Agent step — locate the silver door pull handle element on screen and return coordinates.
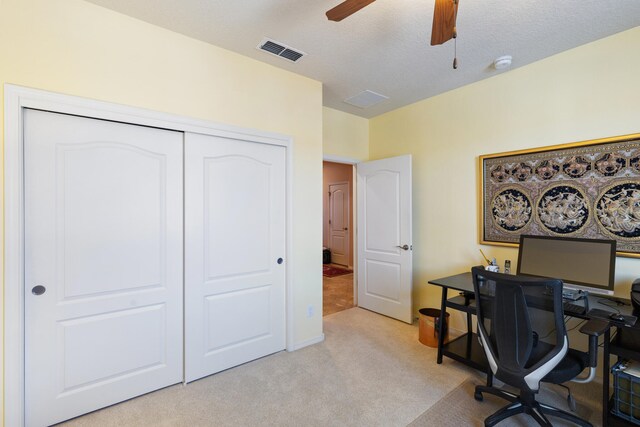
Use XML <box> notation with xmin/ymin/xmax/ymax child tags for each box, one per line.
<box><xmin>396</xmin><ymin>245</ymin><xmax>409</xmax><ymax>251</ymax></box>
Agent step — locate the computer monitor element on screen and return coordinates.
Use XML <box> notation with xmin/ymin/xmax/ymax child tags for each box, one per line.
<box><xmin>516</xmin><ymin>235</ymin><xmax>616</xmax><ymax>296</ymax></box>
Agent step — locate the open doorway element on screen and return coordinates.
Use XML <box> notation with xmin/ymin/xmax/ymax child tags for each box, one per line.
<box><xmin>323</xmin><ymin>161</ymin><xmax>355</xmax><ymax>316</ymax></box>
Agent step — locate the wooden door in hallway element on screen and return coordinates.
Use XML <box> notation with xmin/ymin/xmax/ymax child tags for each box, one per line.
<box><xmin>328</xmin><ymin>182</ymin><xmax>351</xmax><ymax>266</ymax></box>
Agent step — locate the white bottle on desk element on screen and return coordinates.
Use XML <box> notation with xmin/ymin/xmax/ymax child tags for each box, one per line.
<box><xmin>485</xmin><ymin>258</ymin><xmax>499</xmax><ymax>272</ymax></box>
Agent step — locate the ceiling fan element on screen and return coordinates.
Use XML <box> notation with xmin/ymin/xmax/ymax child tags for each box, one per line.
<box><xmin>326</xmin><ymin>0</ymin><xmax>459</xmax><ymax>46</ymax></box>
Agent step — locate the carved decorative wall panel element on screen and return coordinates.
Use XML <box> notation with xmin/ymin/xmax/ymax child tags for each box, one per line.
<box><xmin>479</xmin><ymin>133</ymin><xmax>640</xmax><ymax>257</ymax></box>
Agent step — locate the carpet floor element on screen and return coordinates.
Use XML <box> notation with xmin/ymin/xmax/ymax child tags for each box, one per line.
<box><xmin>59</xmin><ymin>307</ymin><xmax>603</xmax><ymax>426</ymax></box>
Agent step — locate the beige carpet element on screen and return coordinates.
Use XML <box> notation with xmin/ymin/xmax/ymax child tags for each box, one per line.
<box><xmin>59</xmin><ymin>307</ymin><xmax>602</xmax><ymax>426</ymax></box>
<box><xmin>61</xmin><ymin>308</ymin><xmax>472</xmax><ymax>426</ymax></box>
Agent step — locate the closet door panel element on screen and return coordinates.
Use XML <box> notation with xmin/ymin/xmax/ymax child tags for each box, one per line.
<box><xmin>24</xmin><ymin>109</ymin><xmax>183</xmax><ymax>427</ymax></box>
<box><xmin>185</xmin><ymin>133</ymin><xmax>286</xmax><ymax>382</ymax></box>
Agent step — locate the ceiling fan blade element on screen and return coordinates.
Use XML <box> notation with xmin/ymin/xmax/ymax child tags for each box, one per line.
<box><xmin>431</xmin><ymin>0</ymin><xmax>457</xmax><ymax>46</ymax></box>
<box><xmin>326</xmin><ymin>0</ymin><xmax>376</xmax><ymax>22</ymax></box>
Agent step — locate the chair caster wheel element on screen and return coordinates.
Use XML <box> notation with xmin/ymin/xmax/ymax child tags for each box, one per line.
<box><xmin>474</xmin><ymin>391</ymin><xmax>483</xmax><ymax>401</ymax></box>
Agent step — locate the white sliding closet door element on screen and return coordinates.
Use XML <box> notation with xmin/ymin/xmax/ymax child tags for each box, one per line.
<box><xmin>24</xmin><ymin>109</ymin><xmax>184</xmax><ymax>427</ymax></box>
<box><xmin>185</xmin><ymin>133</ymin><xmax>286</xmax><ymax>382</ymax></box>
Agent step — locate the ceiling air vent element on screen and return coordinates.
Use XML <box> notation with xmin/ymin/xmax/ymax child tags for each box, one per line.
<box><xmin>343</xmin><ymin>90</ymin><xmax>389</xmax><ymax>109</ymax></box>
<box><xmin>257</xmin><ymin>38</ymin><xmax>306</xmax><ymax>63</ymax></box>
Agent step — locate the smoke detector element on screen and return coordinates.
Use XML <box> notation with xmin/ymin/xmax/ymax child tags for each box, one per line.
<box><xmin>493</xmin><ymin>55</ymin><xmax>512</xmax><ymax>70</ymax></box>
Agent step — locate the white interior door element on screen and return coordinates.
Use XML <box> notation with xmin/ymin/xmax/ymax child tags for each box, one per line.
<box><xmin>328</xmin><ymin>182</ymin><xmax>350</xmax><ymax>266</ymax></box>
<box><xmin>357</xmin><ymin>155</ymin><xmax>413</xmax><ymax>323</ymax></box>
<box><xmin>24</xmin><ymin>109</ymin><xmax>184</xmax><ymax>426</ymax></box>
<box><xmin>185</xmin><ymin>133</ymin><xmax>286</xmax><ymax>382</ymax></box>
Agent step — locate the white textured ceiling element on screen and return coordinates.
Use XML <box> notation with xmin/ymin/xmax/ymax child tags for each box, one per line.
<box><xmin>84</xmin><ymin>0</ymin><xmax>640</xmax><ymax>118</ymax></box>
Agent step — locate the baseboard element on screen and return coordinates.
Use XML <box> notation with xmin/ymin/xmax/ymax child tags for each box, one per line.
<box><xmin>288</xmin><ymin>333</ymin><xmax>325</xmax><ymax>351</ymax></box>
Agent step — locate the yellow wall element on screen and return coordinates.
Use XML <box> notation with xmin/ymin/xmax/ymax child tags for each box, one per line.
<box><xmin>0</xmin><ymin>0</ymin><xmax>323</xmax><ymax>413</ymax></box>
<box><xmin>322</xmin><ymin>107</ymin><xmax>369</xmax><ymax>161</ymax></box>
<box><xmin>370</xmin><ymin>27</ymin><xmax>640</xmax><ymax>318</ymax></box>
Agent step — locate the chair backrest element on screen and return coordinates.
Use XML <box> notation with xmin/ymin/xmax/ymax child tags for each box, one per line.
<box><xmin>471</xmin><ymin>266</ymin><xmax>569</xmax><ymax>392</ymax></box>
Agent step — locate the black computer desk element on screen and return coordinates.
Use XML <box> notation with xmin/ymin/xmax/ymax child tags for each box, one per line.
<box><xmin>428</xmin><ymin>272</ymin><xmax>640</xmax><ymax>427</ymax></box>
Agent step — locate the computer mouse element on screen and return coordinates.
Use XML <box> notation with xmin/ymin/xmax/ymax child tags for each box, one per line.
<box><xmin>609</xmin><ymin>313</ymin><xmax>625</xmax><ymax>322</ymax></box>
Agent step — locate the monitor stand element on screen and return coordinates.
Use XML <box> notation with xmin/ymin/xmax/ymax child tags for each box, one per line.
<box><xmin>562</xmin><ymin>288</ymin><xmax>582</xmax><ymax>301</ymax></box>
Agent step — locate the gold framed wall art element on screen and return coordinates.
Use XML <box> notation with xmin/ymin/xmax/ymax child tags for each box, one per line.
<box><xmin>479</xmin><ymin>133</ymin><xmax>640</xmax><ymax>257</ymax></box>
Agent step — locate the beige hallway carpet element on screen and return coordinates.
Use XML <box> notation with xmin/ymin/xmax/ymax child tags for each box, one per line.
<box><xmin>61</xmin><ymin>307</ymin><xmax>473</xmax><ymax>426</ymax></box>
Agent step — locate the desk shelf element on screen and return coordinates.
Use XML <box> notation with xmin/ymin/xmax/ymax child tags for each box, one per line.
<box><xmin>440</xmin><ymin>294</ymin><xmax>484</xmax><ymax>371</ymax></box>
<box><xmin>610</xmin><ymin>343</ymin><xmax>640</xmax><ymax>362</ymax></box>
<box><xmin>442</xmin><ymin>332</ymin><xmax>488</xmax><ymax>372</ymax></box>
<box><xmin>445</xmin><ymin>295</ymin><xmax>477</xmax><ymax>314</ymax></box>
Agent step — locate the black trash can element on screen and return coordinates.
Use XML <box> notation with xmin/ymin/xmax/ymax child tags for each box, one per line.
<box><xmin>418</xmin><ymin>308</ymin><xmax>449</xmax><ymax>347</ymax></box>
<box><xmin>323</xmin><ymin>248</ymin><xmax>331</xmax><ymax>264</ymax></box>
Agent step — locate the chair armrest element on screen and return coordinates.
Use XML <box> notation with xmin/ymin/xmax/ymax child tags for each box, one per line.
<box><xmin>579</xmin><ymin>318</ymin><xmax>609</xmax><ymax>337</ymax></box>
<box><xmin>579</xmin><ymin>318</ymin><xmax>610</xmax><ymax>367</ymax></box>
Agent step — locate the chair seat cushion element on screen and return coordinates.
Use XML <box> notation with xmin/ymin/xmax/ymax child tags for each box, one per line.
<box><xmin>541</xmin><ymin>348</ymin><xmax>589</xmax><ymax>384</ymax></box>
<box><xmin>525</xmin><ymin>340</ymin><xmax>590</xmax><ymax>385</ymax></box>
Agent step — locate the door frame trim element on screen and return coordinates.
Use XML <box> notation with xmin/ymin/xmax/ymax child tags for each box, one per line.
<box><xmin>323</xmin><ymin>156</ymin><xmax>358</xmax><ymax>304</ymax></box>
<box><xmin>3</xmin><ymin>84</ymin><xmax>295</xmax><ymax>426</ymax></box>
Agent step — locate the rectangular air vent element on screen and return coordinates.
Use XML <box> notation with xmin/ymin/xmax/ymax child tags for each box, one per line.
<box><xmin>257</xmin><ymin>38</ymin><xmax>306</xmax><ymax>63</ymax></box>
<box><xmin>343</xmin><ymin>90</ymin><xmax>389</xmax><ymax>109</ymax></box>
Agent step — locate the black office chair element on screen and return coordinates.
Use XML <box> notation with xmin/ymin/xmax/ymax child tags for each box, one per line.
<box><xmin>471</xmin><ymin>266</ymin><xmax>608</xmax><ymax>427</ymax></box>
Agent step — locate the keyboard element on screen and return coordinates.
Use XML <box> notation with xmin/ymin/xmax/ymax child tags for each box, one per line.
<box><xmin>563</xmin><ymin>301</ymin><xmax>586</xmax><ymax>316</ymax></box>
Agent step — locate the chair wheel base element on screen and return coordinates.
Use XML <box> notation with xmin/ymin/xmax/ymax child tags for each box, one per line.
<box><xmin>474</xmin><ymin>391</ymin><xmax>484</xmax><ymax>401</ymax></box>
